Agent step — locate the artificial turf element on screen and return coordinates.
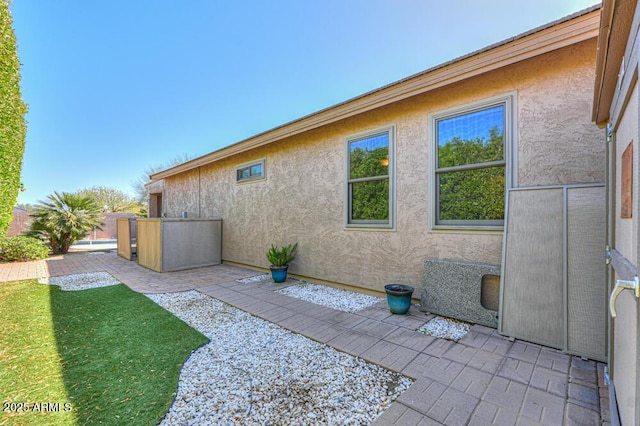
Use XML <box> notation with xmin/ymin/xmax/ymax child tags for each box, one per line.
<box><xmin>0</xmin><ymin>280</ymin><xmax>208</xmax><ymax>425</ymax></box>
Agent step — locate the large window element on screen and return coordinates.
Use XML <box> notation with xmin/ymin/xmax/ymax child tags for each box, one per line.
<box><xmin>431</xmin><ymin>94</ymin><xmax>514</xmax><ymax>229</ymax></box>
<box><xmin>345</xmin><ymin>126</ymin><xmax>395</xmax><ymax>229</ymax></box>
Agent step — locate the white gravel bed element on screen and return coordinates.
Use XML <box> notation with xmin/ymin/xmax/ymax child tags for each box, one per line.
<box><xmin>237</xmin><ymin>274</ymin><xmax>383</xmax><ymax>313</ymax></box>
<box><xmin>38</xmin><ymin>272</ymin><xmax>120</xmax><ymax>291</ymax></box>
<box><xmin>277</xmin><ymin>282</ymin><xmax>382</xmax><ymax>313</ymax></box>
<box><xmin>147</xmin><ymin>291</ymin><xmax>412</xmax><ymax>425</ymax></box>
<box><xmin>417</xmin><ymin>316</ymin><xmax>471</xmax><ymax>342</ymax></box>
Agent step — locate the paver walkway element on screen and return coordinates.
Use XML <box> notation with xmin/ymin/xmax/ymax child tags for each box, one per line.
<box><xmin>0</xmin><ymin>252</ymin><xmax>610</xmax><ymax>425</ymax></box>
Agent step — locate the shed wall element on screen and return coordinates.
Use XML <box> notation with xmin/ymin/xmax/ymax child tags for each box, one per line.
<box><xmin>612</xmin><ymin>81</ymin><xmax>639</xmax><ymax>426</ymax></box>
<box><xmin>161</xmin><ymin>39</ymin><xmax>604</xmax><ymax>293</ymax></box>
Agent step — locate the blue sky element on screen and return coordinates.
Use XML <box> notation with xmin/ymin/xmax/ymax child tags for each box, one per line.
<box><xmin>10</xmin><ymin>0</ymin><xmax>599</xmax><ymax>205</ymax></box>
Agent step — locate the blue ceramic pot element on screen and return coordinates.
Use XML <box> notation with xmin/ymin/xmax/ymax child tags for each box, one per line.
<box><xmin>270</xmin><ymin>265</ymin><xmax>288</xmax><ymax>283</ymax></box>
<box><xmin>384</xmin><ymin>284</ymin><xmax>414</xmax><ymax>314</ymax></box>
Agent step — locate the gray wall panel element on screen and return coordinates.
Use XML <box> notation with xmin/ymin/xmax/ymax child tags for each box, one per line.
<box><xmin>501</xmin><ymin>185</ymin><xmax>606</xmax><ymax>360</ymax></box>
<box><xmin>501</xmin><ymin>188</ymin><xmax>565</xmax><ymax>347</ymax></box>
<box><xmin>567</xmin><ymin>186</ymin><xmax>607</xmax><ymax>359</ymax></box>
<box><xmin>163</xmin><ymin>219</ymin><xmax>222</xmax><ymax>271</ymax></box>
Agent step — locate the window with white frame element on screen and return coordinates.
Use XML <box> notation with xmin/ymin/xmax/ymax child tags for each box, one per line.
<box><xmin>431</xmin><ymin>94</ymin><xmax>514</xmax><ymax>229</ymax></box>
<box><xmin>345</xmin><ymin>126</ymin><xmax>395</xmax><ymax>228</ymax></box>
<box><xmin>236</xmin><ymin>159</ymin><xmax>265</xmax><ymax>183</ymax></box>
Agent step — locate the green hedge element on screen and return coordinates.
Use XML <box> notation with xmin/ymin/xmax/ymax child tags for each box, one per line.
<box><xmin>0</xmin><ymin>1</ymin><xmax>27</xmax><ymax>235</ymax></box>
<box><xmin>0</xmin><ymin>236</ymin><xmax>49</xmax><ymax>262</ymax></box>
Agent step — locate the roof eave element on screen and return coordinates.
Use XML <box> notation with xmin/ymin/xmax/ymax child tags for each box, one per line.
<box><xmin>592</xmin><ymin>0</ymin><xmax>637</xmax><ymax>126</ymax></box>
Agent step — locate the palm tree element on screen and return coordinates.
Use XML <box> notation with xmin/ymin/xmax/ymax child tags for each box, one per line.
<box><xmin>26</xmin><ymin>192</ymin><xmax>104</xmax><ymax>254</ymax></box>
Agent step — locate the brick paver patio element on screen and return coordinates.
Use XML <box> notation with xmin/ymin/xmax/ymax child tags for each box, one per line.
<box><xmin>0</xmin><ymin>251</ymin><xmax>611</xmax><ymax>425</ymax></box>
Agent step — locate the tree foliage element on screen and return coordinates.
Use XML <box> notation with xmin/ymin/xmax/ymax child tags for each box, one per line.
<box><xmin>0</xmin><ymin>1</ymin><xmax>27</xmax><ymax>235</ymax></box>
<box><xmin>75</xmin><ymin>185</ymin><xmax>140</xmax><ymax>213</ymax></box>
<box><xmin>437</xmin><ymin>127</ymin><xmax>505</xmax><ymax>221</ymax></box>
<box><xmin>349</xmin><ymin>146</ymin><xmax>389</xmax><ymax>221</ymax></box>
<box><xmin>26</xmin><ymin>192</ymin><xmax>104</xmax><ymax>254</ymax></box>
<box><xmin>131</xmin><ymin>154</ymin><xmax>194</xmax><ymax>203</ymax></box>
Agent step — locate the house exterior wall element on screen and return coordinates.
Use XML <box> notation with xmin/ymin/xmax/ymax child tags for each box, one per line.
<box><xmin>146</xmin><ymin>179</ymin><xmax>166</xmax><ymax>218</ymax></box>
<box><xmin>517</xmin><ymin>41</ymin><xmax>604</xmax><ymax>186</ymax></box>
<box><xmin>159</xmin><ymin>39</ymin><xmax>603</xmax><ymax>293</ymax></box>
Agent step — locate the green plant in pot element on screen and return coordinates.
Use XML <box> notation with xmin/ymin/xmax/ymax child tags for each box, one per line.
<box><xmin>266</xmin><ymin>242</ymin><xmax>298</xmax><ymax>283</ymax></box>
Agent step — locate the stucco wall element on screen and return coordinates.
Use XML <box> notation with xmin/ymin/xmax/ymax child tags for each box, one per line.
<box><xmin>517</xmin><ymin>41</ymin><xmax>604</xmax><ymax>186</ymax></box>
<box><xmin>146</xmin><ymin>179</ymin><xmax>165</xmax><ymax>196</ymax></box>
<box><xmin>159</xmin><ymin>39</ymin><xmax>604</xmax><ymax>294</ymax></box>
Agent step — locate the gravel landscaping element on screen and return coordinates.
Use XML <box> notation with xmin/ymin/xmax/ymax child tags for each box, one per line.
<box><xmin>148</xmin><ymin>291</ymin><xmax>413</xmax><ymax>425</ymax></box>
<box><xmin>38</xmin><ymin>271</ymin><xmax>120</xmax><ymax>291</ymax></box>
<box><xmin>417</xmin><ymin>315</ymin><xmax>471</xmax><ymax>342</ymax></box>
<box><xmin>277</xmin><ymin>281</ymin><xmax>382</xmax><ymax>313</ymax></box>
<box><xmin>237</xmin><ymin>274</ymin><xmax>383</xmax><ymax>313</ymax></box>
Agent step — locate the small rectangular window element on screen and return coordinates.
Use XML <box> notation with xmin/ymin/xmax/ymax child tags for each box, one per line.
<box><xmin>236</xmin><ymin>159</ymin><xmax>265</xmax><ymax>183</ymax></box>
<box><xmin>345</xmin><ymin>126</ymin><xmax>395</xmax><ymax>229</ymax></box>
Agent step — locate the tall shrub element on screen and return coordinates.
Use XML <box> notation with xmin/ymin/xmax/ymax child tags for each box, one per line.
<box><xmin>0</xmin><ymin>235</ymin><xmax>48</xmax><ymax>261</ymax></box>
<box><xmin>26</xmin><ymin>192</ymin><xmax>104</xmax><ymax>254</ymax></box>
<box><xmin>0</xmin><ymin>0</ymin><xmax>27</xmax><ymax>235</ymax></box>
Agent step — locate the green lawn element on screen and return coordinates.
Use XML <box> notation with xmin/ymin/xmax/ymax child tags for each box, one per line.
<box><xmin>0</xmin><ymin>280</ymin><xmax>208</xmax><ymax>425</ymax></box>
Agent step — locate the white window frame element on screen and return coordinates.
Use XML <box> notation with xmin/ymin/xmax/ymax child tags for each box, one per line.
<box><xmin>236</xmin><ymin>158</ymin><xmax>266</xmax><ymax>184</ymax></box>
<box><xmin>429</xmin><ymin>92</ymin><xmax>517</xmax><ymax>232</ymax></box>
<box><xmin>344</xmin><ymin>124</ymin><xmax>396</xmax><ymax>230</ymax></box>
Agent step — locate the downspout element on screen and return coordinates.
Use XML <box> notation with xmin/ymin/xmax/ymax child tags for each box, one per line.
<box><xmin>198</xmin><ymin>167</ymin><xmax>202</xmax><ymax>218</ymax></box>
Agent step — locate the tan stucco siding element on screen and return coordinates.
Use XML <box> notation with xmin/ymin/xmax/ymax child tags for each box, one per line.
<box><xmin>164</xmin><ymin>170</ymin><xmax>199</xmax><ymax>217</ymax></box>
<box><xmin>518</xmin><ymin>40</ymin><xmax>604</xmax><ymax>186</ymax></box>
<box><xmin>158</xmin><ymin>39</ymin><xmax>603</xmax><ymax>293</ymax></box>
<box><xmin>146</xmin><ymin>179</ymin><xmax>165</xmax><ymax>196</ymax></box>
